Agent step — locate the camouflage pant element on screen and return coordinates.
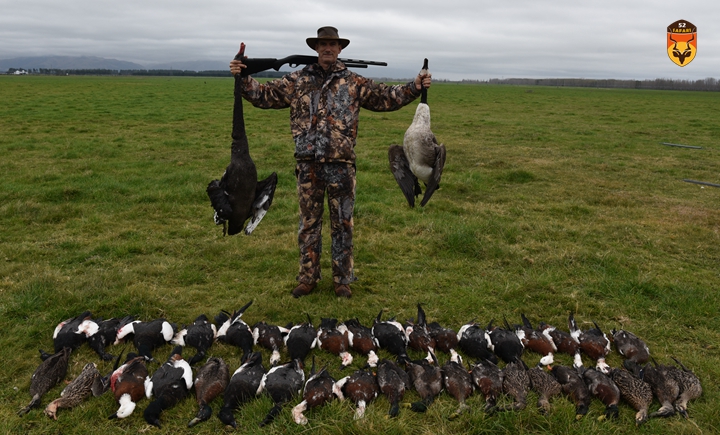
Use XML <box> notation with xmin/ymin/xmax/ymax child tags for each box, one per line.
<box><xmin>296</xmin><ymin>162</ymin><xmax>357</xmax><ymax>286</ymax></box>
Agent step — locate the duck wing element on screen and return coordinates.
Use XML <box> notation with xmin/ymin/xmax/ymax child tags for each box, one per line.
<box><xmin>388</xmin><ymin>144</ymin><xmax>420</xmax><ymax>207</ymax></box>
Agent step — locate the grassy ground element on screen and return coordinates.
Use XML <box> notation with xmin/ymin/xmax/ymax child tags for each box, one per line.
<box><xmin>1</xmin><ymin>75</ymin><xmax>719</xmax><ymax>434</ymax></box>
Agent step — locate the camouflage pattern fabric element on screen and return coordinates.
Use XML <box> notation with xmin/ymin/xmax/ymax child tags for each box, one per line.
<box><xmin>296</xmin><ymin>162</ymin><xmax>356</xmax><ymax>285</ymax></box>
<box><xmin>242</xmin><ymin>60</ymin><xmax>421</xmax><ymax>164</ymax></box>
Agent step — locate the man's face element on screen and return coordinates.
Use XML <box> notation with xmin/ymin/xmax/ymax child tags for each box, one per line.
<box><xmin>315</xmin><ymin>40</ymin><xmax>342</xmax><ymax>69</ymax></box>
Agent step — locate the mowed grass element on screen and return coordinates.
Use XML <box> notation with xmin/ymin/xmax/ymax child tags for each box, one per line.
<box><xmin>1</xmin><ymin>75</ymin><xmax>719</xmax><ymax>435</ymax></box>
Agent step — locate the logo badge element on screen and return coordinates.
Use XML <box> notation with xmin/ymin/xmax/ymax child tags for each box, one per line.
<box><xmin>667</xmin><ymin>20</ymin><xmax>697</xmax><ymax>67</ymax></box>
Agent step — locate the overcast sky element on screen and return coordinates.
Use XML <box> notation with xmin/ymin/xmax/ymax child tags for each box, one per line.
<box><xmin>1</xmin><ymin>0</ymin><xmax>717</xmax><ymax>80</ymax></box>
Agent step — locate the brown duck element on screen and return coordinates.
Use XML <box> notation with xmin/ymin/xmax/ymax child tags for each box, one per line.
<box><xmin>527</xmin><ymin>364</ymin><xmax>562</xmax><ymax>415</ymax></box>
<box><xmin>442</xmin><ymin>350</ymin><xmax>474</xmax><ymax>420</ymax></box>
<box><xmin>336</xmin><ymin>368</ymin><xmax>379</xmax><ymax>419</ymax></box>
<box><xmin>18</xmin><ymin>347</ymin><xmax>71</xmax><ymax>416</ymax></box>
<box><xmin>551</xmin><ymin>364</ymin><xmax>591</xmax><ymax>419</ymax></box>
<box><xmin>188</xmin><ymin>357</ymin><xmax>230</xmax><ymax>427</ymax></box>
<box><xmin>668</xmin><ymin>356</ymin><xmax>702</xmax><ymax>418</ymax></box>
<box><xmin>292</xmin><ymin>358</ymin><xmax>341</xmax><ymax>425</ymax></box>
<box><xmin>611</xmin><ymin>328</ymin><xmax>650</xmax><ymax>364</ymax></box>
<box><xmin>582</xmin><ymin>366</ymin><xmax>620</xmax><ymax>420</ymax></box>
<box><xmin>44</xmin><ymin>362</ymin><xmax>103</xmax><ymax>420</ymax></box>
<box><xmin>471</xmin><ymin>358</ymin><xmax>503</xmax><ymax>413</ymax></box>
<box><xmin>609</xmin><ymin>367</ymin><xmax>653</xmax><ymax>426</ymax></box>
<box><xmin>498</xmin><ymin>358</ymin><xmax>530</xmax><ymax>412</ymax></box>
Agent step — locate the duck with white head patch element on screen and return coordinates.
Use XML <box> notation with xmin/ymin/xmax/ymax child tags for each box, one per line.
<box><xmin>252</xmin><ymin>321</ymin><xmax>289</xmax><ymax>366</ymax></box>
<box><xmin>115</xmin><ymin>318</ymin><xmax>176</xmax><ymax>362</ymax></box>
<box><xmin>143</xmin><ymin>346</ymin><xmax>193</xmax><ymax>428</ymax></box>
<box><xmin>172</xmin><ymin>314</ymin><xmax>217</xmax><ymax>366</ymax></box>
<box><xmin>442</xmin><ymin>350</ymin><xmax>474</xmax><ymax>420</ymax></box>
<box><xmin>256</xmin><ymin>358</ymin><xmax>305</xmax><ymax>426</ymax></box>
<box><xmin>218</xmin><ymin>351</ymin><xmax>266</xmax><ymax>428</ymax></box>
<box><xmin>214</xmin><ymin>301</ymin><xmax>254</xmax><ymax>363</ymax></box>
<box><xmin>108</xmin><ymin>352</ymin><xmax>148</xmax><ymax>420</ymax></box>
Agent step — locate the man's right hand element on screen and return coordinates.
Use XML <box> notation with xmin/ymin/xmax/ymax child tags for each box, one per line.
<box><xmin>230</xmin><ymin>59</ymin><xmax>246</xmax><ymax>76</ymax></box>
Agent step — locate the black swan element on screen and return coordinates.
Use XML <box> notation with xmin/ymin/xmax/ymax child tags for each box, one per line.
<box><xmin>207</xmin><ymin>42</ymin><xmax>277</xmax><ymax>235</ymax></box>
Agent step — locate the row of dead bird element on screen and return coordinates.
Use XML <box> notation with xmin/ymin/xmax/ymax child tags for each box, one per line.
<box><xmin>18</xmin><ymin>303</ymin><xmax>701</xmax><ymax>428</ymax></box>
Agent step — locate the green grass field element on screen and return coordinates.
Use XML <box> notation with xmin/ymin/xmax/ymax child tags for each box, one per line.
<box><xmin>1</xmin><ymin>75</ymin><xmax>719</xmax><ymax>434</ymax></box>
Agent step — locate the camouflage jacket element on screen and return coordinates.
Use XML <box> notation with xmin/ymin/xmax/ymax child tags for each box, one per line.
<box><xmin>241</xmin><ymin>60</ymin><xmax>421</xmax><ymax>163</ymax></box>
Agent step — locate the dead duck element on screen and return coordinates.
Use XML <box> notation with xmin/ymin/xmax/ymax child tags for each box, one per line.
<box><xmin>611</xmin><ymin>328</ymin><xmax>650</xmax><ymax>364</ymax></box>
<box><xmin>517</xmin><ymin>314</ymin><xmax>556</xmax><ymax>366</ymax></box>
<box><xmin>284</xmin><ymin>315</ymin><xmax>317</xmax><ymax>364</ymax></box>
<box><xmin>405</xmin><ymin>351</ymin><xmax>443</xmax><ymax>413</ymax></box>
<box><xmin>18</xmin><ymin>347</ymin><xmax>71</xmax><ymax>416</ymax></box>
<box><xmin>143</xmin><ymin>346</ymin><xmax>193</xmax><ymax>428</ymax></box>
<box><xmin>115</xmin><ymin>318</ymin><xmax>177</xmax><ymax>362</ymax></box>
<box><xmin>336</xmin><ymin>368</ymin><xmax>379</xmax><ymax>419</ymax></box>
<box><xmin>550</xmin><ymin>364</ymin><xmax>591</xmax><ymax>420</ymax></box>
<box><xmin>538</xmin><ymin>320</ymin><xmax>583</xmax><ymax>368</ymax></box>
<box><xmin>187</xmin><ymin>357</ymin><xmax>230</xmax><ymax>427</ymax></box>
<box><xmin>252</xmin><ymin>320</ymin><xmax>289</xmax><ymax>366</ymax></box>
<box><xmin>388</xmin><ymin>58</ymin><xmax>446</xmax><ymax>208</ymax></box>
<box><xmin>218</xmin><ymin>351</ymin><xmax>266</xmax><ymax>428</ymax></box>
<box><xmin>291</xmin><ymin>357</ymin><xmax>341</xmax><ymax>425</ymax></box>
<box><xmin>498</xmin><ymin>358</ymin><xmax>530</xmax><ymax>412</ymax></box>
<box><xmin>626</xmin><ymin>359</ymin><xmax>678</xmax><ymax>418</ymax></box>
<box><xmin>343</xmin><ymin>318</ymin><xmax>379</xmax><ymax>367</ymax></box>
<box><xmin>582</xmin><ymin>366</ymin><xmax>621</xmax><ymax>420</ymax></box>
<box><xmin>668</xmin><ymin>356</ymin><xmax>702</xmax><ymax>418</ymax></box>
<box><xmin>376</xmin><ymin>358</ymin><xmax>409</xmax><ymax>418</ymax></box>
<box><xmin>471</xmin><ymin>358</ymin><xmax>503</xmax><ymax>413</ymax></box>
<box><xmin>426</xmin><ymin>321</ymin><xmax>458</xmax><ymax>354</ymax></box>
<box><xmin>487</xmin><ymin>318</ymin><xmax>524</xmax><ymax>364</ymax></box>
<box><xmin>216</xmin><ymin>303</ymin><xmax>255</xmax><ymax>363</ymax></box>
<box><xmin>442</xmin><ymin>350</ymin><xmax>474</xmax><ymax>420</ymax></box>
<box><xmin>405</xmin><ymin>304</ymin><xmax>435</xmax><ymax>354</ymax></box>
<box><xmin>44</xmin><ymin>362</ymin><xmax>103</xmax><ymax>420</ymax></box>
<box><xmin>45</xmin><ymin>311</ymin><xmax>97</xmax><ymax>357</ymax></box>
<box><xmin>372</xmin><ymin>310</ymin><xmax>409</xmax><ymax>364</ymax></box>
<box><xmin>256</xmin><ymin>358</ymin><xmax>305</xmax><ymax>426</ymax></box>
<box><xmin>457</xmin><ymin>320</ymin><xmax>497</xmax><ymax>364</ymax></box>
<box><xmin>316</xmin><ymin>317</ymin><xmax>353</xmax><ymax>369</ymax></box>
<box><xmin>609</xmin><ymin>367</ymin><xmax>653</xmax><ymax>426</ymax></box>
<box><xmin>108</xmin><ymin>352</ymin><xmax>148</xmax><ymax>419</ymax></box>
<box><xmin>207</xmin><ymin>42</ymin><xmax>277</xmax><ymax>236</ymax></box>
<box><xmin>527</xmin><ymin>363</ymin><xmax>562</xmax><ymax>415</ymax></box>
<box><xmin>87</xmin><ymin>316</ymin><xmax>135</xmax><ymax>361</ymax></box>
<box><xmin>569</xmin><ymin>313</ymin><xmax>611</xmax><ymax>373</ymax></box>
<box><xmin>173</xmin><ymin>314</ymin><xmax>218</xmax><ymax>366</ymax></box>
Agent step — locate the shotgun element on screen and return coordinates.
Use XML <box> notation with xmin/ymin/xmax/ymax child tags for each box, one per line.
<box><xmin>238</xmin><ymin>54</ymin><xmax>387</xmax><ymax>77</ymax></box>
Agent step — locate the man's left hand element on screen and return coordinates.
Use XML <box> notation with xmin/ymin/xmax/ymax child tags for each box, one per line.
<box><xmin>415</xmin><ymin>72</ymin><xmax>432</xmax><ymax>90</ymax></box>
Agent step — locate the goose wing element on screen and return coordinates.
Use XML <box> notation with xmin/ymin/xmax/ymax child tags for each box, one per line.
<box><xmin>420</xmin><ymin>141</ymin><xmax>445</xmax><ymax>207</ymax></box>
<box><xmin>389</xmin><ymin>144</ymin><xmax>421</xmax><ymax>208</ymax></box>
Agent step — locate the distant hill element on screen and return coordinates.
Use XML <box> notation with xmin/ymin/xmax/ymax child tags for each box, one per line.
<box><xmin>0</xmin><ymin>56</ymin><xmax>231</xmax><ymax>72</ymax></box>
<box><xmin>0</xmin><ymin>55</ymin><xmax>146</xmax><ymax>72</ymax></box>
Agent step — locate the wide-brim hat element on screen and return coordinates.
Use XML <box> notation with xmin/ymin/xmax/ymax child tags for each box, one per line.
<box><xmin>306</xmin><ymin>26</ymin><xmax>350</xmax><ymax>50</ymax></box>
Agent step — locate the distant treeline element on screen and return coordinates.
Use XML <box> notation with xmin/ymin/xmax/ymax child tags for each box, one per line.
<box><xmin>5</xmin><ymin>68</ymin><xmax>720</xmax><ymax>91</ymax></box>
<box><xmin>468</xmin><ymin>77</ymin><xmax>720</xmax><ymax>92</ymax></box>
<box><xmin>4</xmin><ymin>68</ymin><xmax>285</xmax><ymax>78</ymax></box>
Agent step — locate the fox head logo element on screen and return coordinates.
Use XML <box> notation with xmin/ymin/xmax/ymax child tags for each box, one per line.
<box><xmin>667</xmin><ymin>20</ymin><xmax>697</xmax><ymax>67</ymax></box>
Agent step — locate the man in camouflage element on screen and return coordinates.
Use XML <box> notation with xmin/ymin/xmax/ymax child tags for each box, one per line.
<box><xmin>231</xmin><ymin>26</ymin><xmax>432</xmax><ymax>298</ymax></box>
